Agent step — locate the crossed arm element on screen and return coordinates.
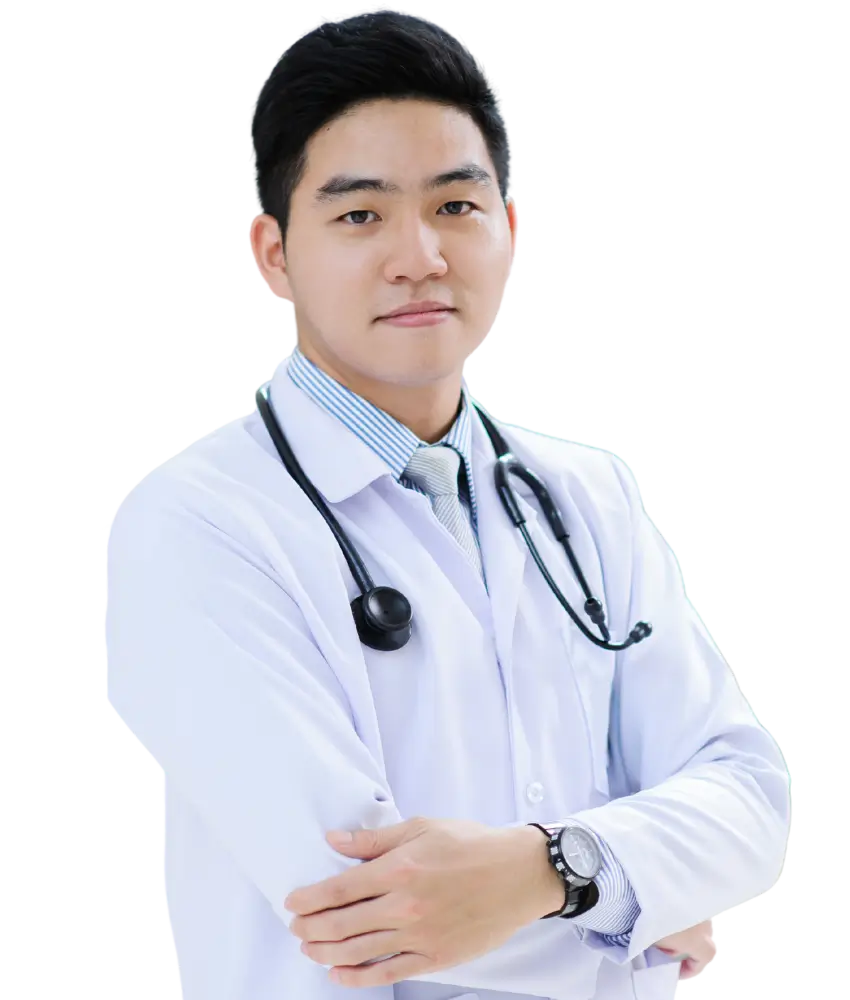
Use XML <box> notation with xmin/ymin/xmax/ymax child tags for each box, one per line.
<box><xmin>283</xmin><ymin>816</ymin><xmax>717</xmax><ymax>987</ymax></box>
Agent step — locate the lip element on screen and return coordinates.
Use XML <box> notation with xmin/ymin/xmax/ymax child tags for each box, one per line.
<box><xmin>379</xmin><ymin>309</ymin><xmax>454</xmax><ymax>327</ymax></box>
<box><xmin>379</xmin><ymin>300</ymin><xmax>455</xmax><ymax>319</ymax></box>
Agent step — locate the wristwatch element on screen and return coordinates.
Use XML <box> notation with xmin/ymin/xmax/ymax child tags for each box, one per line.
<box><xmin>527</xmin><ymin>822</ymin><xmax>602</xmax><ymax>919</ymax></box>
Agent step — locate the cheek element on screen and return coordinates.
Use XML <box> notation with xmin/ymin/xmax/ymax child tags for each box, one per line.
<box><xmin>453</xmin><ymin>221</ymin><xmax>512</xmax><ymax>282</ymax></box>
<box><xmin>457</xmin><ymin>251</ymin><xmax>512</xmax><ymax>314</ymax></box>
<box><xmin>308</xmin><ymin>255</ymin><xmax>370</xmax><ymax>318</ymax></box>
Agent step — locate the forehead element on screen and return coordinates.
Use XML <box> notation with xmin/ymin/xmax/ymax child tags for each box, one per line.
<box><xmin>301</xmin><ymin>99</ymin><xmax>492</xmax><ymax>190</ymax></box>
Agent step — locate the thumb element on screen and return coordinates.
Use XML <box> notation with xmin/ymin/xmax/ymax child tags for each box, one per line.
<box><xmin>326</xmin><ymin>821</ymin><xmax>415</xmax><ymax>858</ymax></box>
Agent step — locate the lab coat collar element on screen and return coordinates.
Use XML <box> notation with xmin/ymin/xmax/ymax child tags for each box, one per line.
<box><xmin>266</xmin><ymin>354</ymin><xmax>394</xmax><ymax>503</ymax></box>
<box><xmin>265</xmin><ymin>350</ymin><xmax>541</xmax><ymax>524</ymax></box>
<box><xmin>284</xmin><ymin>346</ymin><xmax>479</xmax><ymax>524</ymax></box>
<box><xmin>269</xmin><ymin>350</ymin><xmax>484</xmax><ymax>513</ymax></box>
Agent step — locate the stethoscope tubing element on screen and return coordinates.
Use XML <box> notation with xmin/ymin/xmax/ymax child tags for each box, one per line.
<box><xmin>255</xmin><ymin>382</ymin><xmax>652</xmax><ymax>653</ymax></box>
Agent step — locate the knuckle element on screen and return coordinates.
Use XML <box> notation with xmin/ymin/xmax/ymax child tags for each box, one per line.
<box><xmin>395</xmin><ymin>861</ymin><xmax>418</xmax><ymax>885</ymax></box>
<box><xmin>430</xmin><ymin>945</ymin><xmax>449</xmax><ymax>968</ymax></box>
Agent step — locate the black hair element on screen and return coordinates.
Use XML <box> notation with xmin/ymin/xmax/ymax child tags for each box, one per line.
<box><xmin>251</xmin><ymin>9</ymin><xmax>511</xmax><ymax>255</ymax></box>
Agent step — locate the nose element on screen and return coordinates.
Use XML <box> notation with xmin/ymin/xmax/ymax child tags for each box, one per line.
<box><xmin>382</xmin><ymin>218</ymin><xmax>448</xmax><ymax>282</ymax></box>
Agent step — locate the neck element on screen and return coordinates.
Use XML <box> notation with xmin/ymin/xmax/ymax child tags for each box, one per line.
<box><xmin>379</xmin><ymin>385</ymin><xmax>463</xmax><ymax>443</ymax></box>
<box><xmin>297</xmin><ymin>342</ymin><xmax>463</xmax><ymax>444</ymax></box>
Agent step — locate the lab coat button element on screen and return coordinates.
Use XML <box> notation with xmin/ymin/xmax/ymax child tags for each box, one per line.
<box><xmin>526</xmin><ymin>782</ymin><xmax>545</xmax><ymax>804</ymax></box>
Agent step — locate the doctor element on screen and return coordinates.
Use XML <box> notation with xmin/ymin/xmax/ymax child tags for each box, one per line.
<box><xmin>105</xmin><ymin>10</ymin><xmax>790</xmax><ymax>1000</ymax></box>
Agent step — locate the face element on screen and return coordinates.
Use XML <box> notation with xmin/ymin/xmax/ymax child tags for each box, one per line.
<box><xmin>250</xmin><ymin>98</ymin><xmax>517</xmax><ymax>406</ymax></box>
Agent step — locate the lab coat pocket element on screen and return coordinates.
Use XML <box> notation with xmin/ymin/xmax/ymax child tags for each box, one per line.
<box><xmin>561</xmin><ymin>622</ymin><xmax>613</xmax><ymax>802</ymax></box>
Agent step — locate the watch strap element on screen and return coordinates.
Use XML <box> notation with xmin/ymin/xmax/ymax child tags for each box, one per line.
<box><xmin>546</xmin><ymin>877</ymin><xmax>600</xmax><ymax>920</ymax></box>
<box><xmin>528</xmin><ymin>822</ymin><xmax>600</xmax><ymax>919</ymax></box>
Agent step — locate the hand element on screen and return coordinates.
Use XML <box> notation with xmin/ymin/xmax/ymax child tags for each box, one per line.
<box><xmin>283</xmin><ymin>817</ymin><xmax>563</xmax><ymax>988</ymax></box>
<box><xmin>654</xmin><ymin>919</ymin><xmax>716</xmax><ymax>980</ymax></box>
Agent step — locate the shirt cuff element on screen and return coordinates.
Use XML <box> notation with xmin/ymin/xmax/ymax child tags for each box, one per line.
<box><xmin>565</xmin><ymin>817</ymin><xmax>640</xmax><ymax>938</ymax></box>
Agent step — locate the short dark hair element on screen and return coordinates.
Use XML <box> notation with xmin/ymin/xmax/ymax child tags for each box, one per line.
<box><xmin>251</xmin><ymin>9</ymin><xmax>511</xmax><ymax>255</ymax></box>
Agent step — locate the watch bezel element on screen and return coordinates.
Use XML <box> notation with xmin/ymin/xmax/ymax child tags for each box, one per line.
<box><xmin>551</xmin><ymin>824</ymin><xmax>602</xmax><ymax>882</ymax></box>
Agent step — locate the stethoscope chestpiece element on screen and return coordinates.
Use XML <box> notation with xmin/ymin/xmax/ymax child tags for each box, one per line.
<box><xmin>351</xmin><ymin>586</ymin><xmax>413</xmax><ymax>651</ymax></box>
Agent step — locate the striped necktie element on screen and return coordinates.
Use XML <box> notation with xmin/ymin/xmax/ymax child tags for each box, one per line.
<box><xmin>402</xmin><ymin>445</ymin><xmax>484</xmax><ymax>579</ymax></box>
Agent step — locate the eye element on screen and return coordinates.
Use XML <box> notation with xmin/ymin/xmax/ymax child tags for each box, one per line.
<box><xmin>440</xmin><ymin>200</ymin><xmax>476</xmax><ymax>217</ymax></box>
<box><xmin>338</xmin><ymin>209</ymin><xmax>377</xmax><ymax>226</ymax></box>
<box><xmin>337</xmin><ymin>201</ymin><xmax>477</xmax><ymax>226</ymax></box>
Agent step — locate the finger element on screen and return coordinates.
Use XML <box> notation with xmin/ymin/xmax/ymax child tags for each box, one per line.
<box><xmin>285</xmin><ymin>859</ymin><xmax>393</xmax><ymax>916</ymax></box>
<box><xmin>329</xmin><ymin>951</ymin><xmax>433</xmax><ymax>988</ymax></box>
<box><xmin>657</xmin><ymin>947</ymin><xmax>690</xmax><ymax>960</ymax></box>
<box><xmin>661</xmin><ymin>935</ymin><xmax>716</xmax><ymax>970</ymax></box>
<box><xmin>680</xmin><ymin>956</ymin><xmax>704</xmax><ymax>979</ymax></box>
<box><xmin>303</xmin><ymin>928</ymin><xmax>400</xmax><ymax>968</ymax></box>
<box><xmin>295</xmin><ymin>894</ymin><xmax>392</xmax><ymax>944</ymax></box>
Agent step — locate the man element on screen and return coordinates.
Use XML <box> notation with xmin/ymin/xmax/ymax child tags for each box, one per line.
<box><xmin>105</xmin><ymin>10</ymin><xmax>790</xmax><ymax>1000</ymax></box>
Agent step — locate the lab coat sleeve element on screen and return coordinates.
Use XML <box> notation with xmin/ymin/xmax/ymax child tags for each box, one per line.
<box><xmin>567</xmin><ymin>453</ymin><xmax>792</xmax><ymax>965</ymax></box>
<box><xmin>105</xmin><ymin>480</ymin><xmax>398</xmax><ymax>929</ymax></box>
<box><xmin>105</xmin><ymin>479</ymin><xmax>611</xmax><ymax>999</ymax></box>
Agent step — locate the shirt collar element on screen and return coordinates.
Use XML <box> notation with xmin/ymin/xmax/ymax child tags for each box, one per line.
<box><xmin>285</xmin><ymin>345</ymin><xmax>478</xmax><ymax>523</ymax></box>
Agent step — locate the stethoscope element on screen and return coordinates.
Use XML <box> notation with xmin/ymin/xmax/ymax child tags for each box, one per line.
<box><xmin>255</xmin><ymin>382</ymin><xmax>653</xmax><ymax>654</ymax></box>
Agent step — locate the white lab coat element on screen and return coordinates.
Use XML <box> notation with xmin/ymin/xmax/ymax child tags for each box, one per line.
<box><xmin>106</xmin><ymin>357</ymin><xmax>790</xmax><ymax>1000</ymax></box>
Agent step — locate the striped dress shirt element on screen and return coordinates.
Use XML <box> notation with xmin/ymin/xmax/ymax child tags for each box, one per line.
<box><xmin>287</xmin><ymin>345</ymin><xmax>640</xmax><ymax>944</ymax></box>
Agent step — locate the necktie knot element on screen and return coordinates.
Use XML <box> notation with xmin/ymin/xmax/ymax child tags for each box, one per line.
<box><xmin>402</xmin><ymin>445</ymin><xmax>462</xmax><ymax>498</ymax></box>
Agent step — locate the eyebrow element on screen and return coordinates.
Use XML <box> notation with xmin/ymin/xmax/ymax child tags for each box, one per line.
<box><xmin>312</xmin><ymin>162</ymin><xmax>494</xmax><ymax>204</ymax></box>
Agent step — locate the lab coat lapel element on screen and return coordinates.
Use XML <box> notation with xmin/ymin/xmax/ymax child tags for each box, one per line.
<box><xmin>263</xmin><ymin>357</ymin><xmax>394</xmax><ymax>503</ymax></box>
<box><xmin>470</xmin><ymin>406</ymin><xmax>540</xmax><ymax>675</ymax></box>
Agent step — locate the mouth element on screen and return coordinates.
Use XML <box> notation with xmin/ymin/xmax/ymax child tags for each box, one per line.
<box><xmin>377</xmin><ymin>300</ymin><xmax>457</xmax><ymax>319</ymax></box>
<box><xmin>377</xmin><ymin>308</ymin><xmax>457</xmax><ymax>326</ymax></box>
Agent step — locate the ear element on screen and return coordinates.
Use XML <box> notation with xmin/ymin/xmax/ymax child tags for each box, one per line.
<box><xmin>507</xmin><ymin>194</ymin><xmax>519</xmax><ymax>261</ymax></box>
<box><xmin>248</xmin><ymin>212</ymin><xmax>293</xmax><ymax>302</ymax></box>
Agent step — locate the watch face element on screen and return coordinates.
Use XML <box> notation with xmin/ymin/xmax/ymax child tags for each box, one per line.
<box><xmin>559</xmin><ymin>827</ymin><xmax>601</xmax><ymax>879</ymax></box>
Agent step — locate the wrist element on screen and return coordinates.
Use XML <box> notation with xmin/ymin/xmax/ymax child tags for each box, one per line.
<box><xmin>515</xmin><ymin>823</ymin><xmax>566</xmax><ymax>920</ymax></box>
